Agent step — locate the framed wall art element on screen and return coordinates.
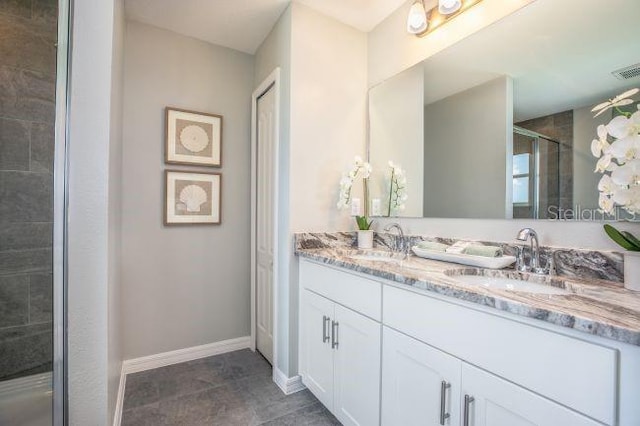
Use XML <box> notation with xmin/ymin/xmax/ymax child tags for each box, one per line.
<box><xmin>165</xmin><ymin>170</ymin><xmax>221</xmax><ymax>225</ymax></box>
<box><xmin>165</xmin><ymin>107</ymin><xmax>223</xmax><ymax>167</ymax></box>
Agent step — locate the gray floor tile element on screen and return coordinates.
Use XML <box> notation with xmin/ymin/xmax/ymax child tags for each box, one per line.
<box><xmin>120</xmin><ymin>349</ymin><xmax>341</xmax><ymax>426</ymax></box>
<box><xmin>258</xmin><ymin>402</ymin><xmax>341</xmax><ymax>426</ymax></box>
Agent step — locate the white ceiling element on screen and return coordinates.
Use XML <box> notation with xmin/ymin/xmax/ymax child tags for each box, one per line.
<box><xmin>416</xmin><ymin>0</ymin><xmax>640</xmax><ymax>121</ymax></box>
<box><xmin>125</xmin><ymin>0</ymin><xmax>407</xmax><ymax>54</ymax></box>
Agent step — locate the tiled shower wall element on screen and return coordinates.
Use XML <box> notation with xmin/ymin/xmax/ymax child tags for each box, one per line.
<box><xmin>517</xmin><ymin>110</ymin><xmax>574</xmax><ymax>218</ymax></box>
<box><xmin>0</xmin><ymin>0</ymin><xmax>57</xmax><ymax>381</ymax></box>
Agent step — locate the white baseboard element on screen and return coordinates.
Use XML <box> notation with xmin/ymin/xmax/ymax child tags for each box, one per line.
<box><xmin>112</xmin><ymin>365</ymin><xmax>126</xmax><ymax>426</ymax></box>
<box><xmin>121</xmin><ymin>336</ymin><xmax>251</xmax><ymax>374</ymax></box>
<box><xmin>273</xmin><ymin>367</ymin><xmax>306</xmax><ymax>395</ymax></box>
<box><xmin>113</xmin><ymin>336</ymin><xmax>251</xmax><ymax>426</ymax></box>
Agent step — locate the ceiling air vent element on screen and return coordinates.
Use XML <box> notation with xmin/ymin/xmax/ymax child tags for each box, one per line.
<box><xmin>612</xmin><ymin>63</ymin><xmax>640</xmax><ymax>80</ymax></box>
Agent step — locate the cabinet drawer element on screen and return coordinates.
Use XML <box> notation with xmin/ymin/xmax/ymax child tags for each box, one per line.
<box><xmin>300</xmin><ymin>260</ymin><xmax>382</xmax><ymax>321</ymax></box>
<box><xmin>383</xmin><ymin>285</ymin><xmax>618</xmax><ymax>425</ymax></box>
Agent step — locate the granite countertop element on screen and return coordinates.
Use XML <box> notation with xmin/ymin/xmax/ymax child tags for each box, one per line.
<box><xmin>296</xmin><ymin>245</ymin><xmax>640</xmax><ymax>346</ymax></box>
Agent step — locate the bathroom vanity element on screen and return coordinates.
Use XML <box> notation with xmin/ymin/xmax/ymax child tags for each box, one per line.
<box><xmin>297</xmin><ymin>240</ymin><xmax>640</xmax><ymax>426</ymax></box>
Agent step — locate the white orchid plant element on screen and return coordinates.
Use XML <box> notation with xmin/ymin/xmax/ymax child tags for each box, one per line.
<box><xmin>387</xmin><ymin>161</ymin><xmax>408</xmax><ymax>216</ymax></box>
<box><xmin>337</xmin><ymin>156</ymin><xmax>373</xmax><ymax>230</ymax></box>
<box><xmin>591</xmin><ymin>88</ymin><xmax>640</xmax><ymax>216</ymax></box>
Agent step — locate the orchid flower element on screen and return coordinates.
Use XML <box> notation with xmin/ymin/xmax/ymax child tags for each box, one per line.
<box><xmin>592</xmin><ymin>88</ymin><xmax>639</xmax><ymax>117</ymax></box>
<box><xmin>592</xmin><ymin>88</ymin><xmax>640</xmax><ymax>216</ymax></box>
<box><xmin>590</xmin><ymin>125</ymin><xmax>609</xmax><ymax>157</ymax></box>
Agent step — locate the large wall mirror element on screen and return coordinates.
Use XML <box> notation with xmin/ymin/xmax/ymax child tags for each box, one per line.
<box><xmin>368</xmin><ymin>0</ymin><xmax>640</xmax><ymax>220</ymax></box>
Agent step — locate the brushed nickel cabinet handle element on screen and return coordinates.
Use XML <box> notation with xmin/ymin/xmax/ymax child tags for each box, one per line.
<box><xmin>463</xmin><ymin>394</ymin><xmax>475</xmax><ymax>426</ymax></box>
<box><xmin>331</xmin><ymin>321</ymin><xmax>339</xmax><ymax>349</ymax></box>
<box><xmin>322</xmin><ymin>316</ymin><xmax>330</xmax><ymax>343</ymax></box>
<box><xmin>440</xmin><ymin>381</ymin><xmax>451</xmax><ymax>425</ymax></box>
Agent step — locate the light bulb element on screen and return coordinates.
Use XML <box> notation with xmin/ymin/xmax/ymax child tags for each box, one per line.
<box><xmin>406</xmin><ymin>0</ymin><xmax>428</xmax><ymax>34</ymax></box>
<box><xmin>439</xmin><ymin>0</ymin><xmax>462</xmax><ymax>15</ymax></box>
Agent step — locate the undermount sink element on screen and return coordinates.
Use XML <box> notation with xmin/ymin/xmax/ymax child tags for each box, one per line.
<box><xmin>348</xmin><ymin>254</ymin><xmax>401</xmax><ymax>263</ymax></box>
<box><xmin>453</xmin><ymin>274</ymin><xmax>571</xmax><ymax>295</ymax></box>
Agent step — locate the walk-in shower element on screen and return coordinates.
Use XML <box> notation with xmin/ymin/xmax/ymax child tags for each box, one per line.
<box><xmin>0</xmin><ymin>0</ymin><xmax>69</xmax><ymax>424</ymax></box>
<box><xmin>512</xmin><ymin>126</ymin><xmax>561</xmax><ymax>220</ymax></box>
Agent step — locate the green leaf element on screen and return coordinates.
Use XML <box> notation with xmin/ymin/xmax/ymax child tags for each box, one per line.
<box><xmin>622</xmin><ymin>231</ymin><xmax>640</xmax><ymax>250</ymax></box>
<box><xmin>355</xmin><ymin>216</ymin><xmax>373</xmax><ymax>230</ymax></box>
<box><xmin>604</xmin><ymin>224</ymin><xmax>640</xmax><ymax>251</ymax></box>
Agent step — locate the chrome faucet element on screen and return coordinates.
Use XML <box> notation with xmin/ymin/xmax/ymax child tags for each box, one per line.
<box><xmin>384</xmin><ymin>223</ymin><xmax>408</xmax><ymax>258</ymax></box>
<box><xmin>516</xmin><ymin>228</ymin><xmax>546</xmax><ymax>274</ymax></box>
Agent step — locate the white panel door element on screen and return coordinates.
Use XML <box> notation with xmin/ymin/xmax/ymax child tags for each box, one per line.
<box><xmin>300</xmin><ymin>290</ymin><xmax>335</xmax><ymax>411</ymax></box>
<box><xmin>381</xmin><ymin>326</ymin><xmax>461</xmax><ymax>426</ymax></box>
<box><xmin>256</xmin><ymin>86</ymin><xmax>276</xmax><ymax>364</ymax></box>
<box><xmin>461</xmin><ymin>364</ymin><xmax>602</xmax><ymax>426</ymax></box>
<box><xmin>333</xmin><ymin>304</ymin><xmax>382</xmax><ymax>426</ymax></box>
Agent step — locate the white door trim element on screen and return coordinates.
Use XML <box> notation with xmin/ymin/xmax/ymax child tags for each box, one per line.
<box><xmin>251</xmin><ymin>68</ymin><xmax>281</xmax><ymax>371</ymax></box>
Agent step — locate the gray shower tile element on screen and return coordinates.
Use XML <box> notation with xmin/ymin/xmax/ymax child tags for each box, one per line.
<box><xmin>0</xmin><ymin>66</ymin><xmax>55</xmax><ymax>123</ymax></box>
<box><xmin>0</xmin><ymin>13</ymin><xmax>56</xmax><ymax>75</ymax></box>
<box><xmin>29</xmin><ymin>121</ymin><xmax>54</xmax><ymax>172</ymax></box>
<box><xmin>0</xmin><ymin>248</ymin><xmax>52</xmax><ymax>275</ymax></box>
<box><xmin>0</xmin><ymin>222</ymin><xmax>52</xmax><ymax>251</ymax></box>
<box><xmin>31</xmin><ymin>0</ymin><xmax>56</xmax><ymax>27</ymax></box>
<box><xmin>29</xmin><ymin>273</ymin><xmax>51</xmax><ymax>322</ymax></box>
<box><xmin>0</xmin><ymin>321</ymin><xmax>52</xmax><ymax>380</ymax></box>
<box><xmin>0</xmin><ymin>118</ymin><xmax>30</xmax><ymax>170</ymax></box>
<box><xmin>0</xmin><ymin>0</ymin><xmax>32</xmax><ymax>19</ymax></box>
<box><xmin>0</xmin><ymin>171</ymin><xmax>53</xmax><ymax>222</ymax></box>
<box><xmin>0</xmin><ymin>274</ymin><xmax>28</xmax><ymax>327</ymax></box>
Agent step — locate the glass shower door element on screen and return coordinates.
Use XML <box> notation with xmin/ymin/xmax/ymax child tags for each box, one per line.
<box><xmin>0</xmin><ymin>0</ymin><xmax>68</xmax><ymax>424</ymax></box>
<box><xmin>512</xmin><ymin>127</ymin><xmax>561</xmax><ymax>219</ymax></box>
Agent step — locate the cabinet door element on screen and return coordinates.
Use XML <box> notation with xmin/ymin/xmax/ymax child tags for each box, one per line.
<box><xmin>300</xmin><ymin>290</ymin><xmax>335</xmax><ymax>411</ymax></box>
<box><xmin>461</xmin><ymin>364</ymin><xmax>602</xmax><ymax>426</ymax></box>
<box><xmin>333</xmin><ymin>304</ymin><xmax>382</xmax><ymax>426</ymax></box>
<box><xmin>381</xmin><ymin>327</ymin><xmax>461</xmax><ymax>426</ymax></box>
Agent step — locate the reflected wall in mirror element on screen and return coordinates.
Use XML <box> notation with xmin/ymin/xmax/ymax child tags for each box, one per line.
<box><xmin>368</xmin><ymin>0</ymin><xmax>640</xmax><ymax>220</ymax></box>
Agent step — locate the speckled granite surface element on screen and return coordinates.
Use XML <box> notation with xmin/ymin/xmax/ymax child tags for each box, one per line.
<box><xmin>295</xmin><ymin>232</ymin><xmax>640</xmax><ymax>346</ymax></box>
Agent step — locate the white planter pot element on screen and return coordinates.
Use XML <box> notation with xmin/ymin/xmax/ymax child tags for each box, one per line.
<box><xmin>624</xmin><ymin>251</ymin><xmax>640</xmax><ymax>291</ymax></box>
<box><xmin>357</xmin><ymin>230</ymin><xmax>374</xmax><ymax>249</ymax></box>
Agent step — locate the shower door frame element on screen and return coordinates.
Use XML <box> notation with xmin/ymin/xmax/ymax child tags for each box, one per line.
<box><xmin>513</xmin><ymin>126</ymin><xmax>561</xmax><ymax>219</ymax></box>
<box><xmin>53</xmin><ymin>0</ymin><xmax>72</xmax><ymax>424</ymax></box>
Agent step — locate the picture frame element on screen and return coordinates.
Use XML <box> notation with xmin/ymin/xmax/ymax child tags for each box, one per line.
<box><xmin>165</xmin><ymin>107</ymin><xmax>223</xmax><ymax>167</ymax></box>
<box><xmin>164</xmin><ymin>170</ymin><xmax>221</xmax><ymax>225</ymax></box>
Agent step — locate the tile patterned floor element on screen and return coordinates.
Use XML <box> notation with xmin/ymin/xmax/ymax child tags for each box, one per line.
<box><xmin>121</xmin><ymin>349</ymin><xmax>341</xmax><ymax>426</ymax></box>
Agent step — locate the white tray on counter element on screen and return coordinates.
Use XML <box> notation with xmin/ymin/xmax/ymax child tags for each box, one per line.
<box><xmin>411</xmin><ymin>246</ymin><xmax>516</xmax><ymax>269</ymax></box>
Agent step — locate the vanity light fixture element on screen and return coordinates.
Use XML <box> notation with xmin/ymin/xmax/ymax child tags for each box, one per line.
<box><xmin>439</xmin><ymin>0</ymin><xmax>462</xmax><ymax>14</ymax></box>
<box><xmin>406</xmin><ymin>0</ymin><xmax>428</xmax><ymax>35</ymax></box>
<box><xmin>407</xmin><ymin>0</ymin><xmax>483</xmax><ymax>37</ymax></box>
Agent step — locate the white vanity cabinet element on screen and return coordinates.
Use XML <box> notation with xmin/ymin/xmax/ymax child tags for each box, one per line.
<box><xmin>381</xmin><ymin>327</ymin><xmax>461</xmax><ymax>426</ymax></box>
<box><xmin>299</xmin><ymin>261</ymin><xmax>382</xmax><ymax>426</ymax></box>
<box><xmin>461</xmin><ymin>364</ymin><xmax>601</xmax><ymax>426</ymax></box>
<box><xmin>298</xmin><ymin>259</ymin><xmax>639</xmax><ymax>426</ymax></box>
<box><xmin>381</xmin><ymin>328</ymin><xmax>601</xmax><ymax>426</ymax></box>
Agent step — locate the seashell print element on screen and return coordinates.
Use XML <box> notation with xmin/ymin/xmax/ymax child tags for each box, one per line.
<box><xmin>179</xmin><ymin>124</ymin><xmax>210</xmax><ymax>153</ymax></box>
<box><xmin>179</xmin><ymin>184</ymin><xmax>208</xmax><ymax>212</ymax></box>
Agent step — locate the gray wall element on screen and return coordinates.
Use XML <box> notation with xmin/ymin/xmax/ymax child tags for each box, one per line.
<box><xmin>121</xmin><ymin>21</ymin><xmax>254</xmax><ymax>359</ymax></box>
<box><xmin>0</xmin><ymin>0</ymin><xmax>57</xmax><ymax>381</ymax></box>
<box><xmin>423</xmin><ymin>76</ymin><xmax>512</xmax><ymax>218</ymax></box>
